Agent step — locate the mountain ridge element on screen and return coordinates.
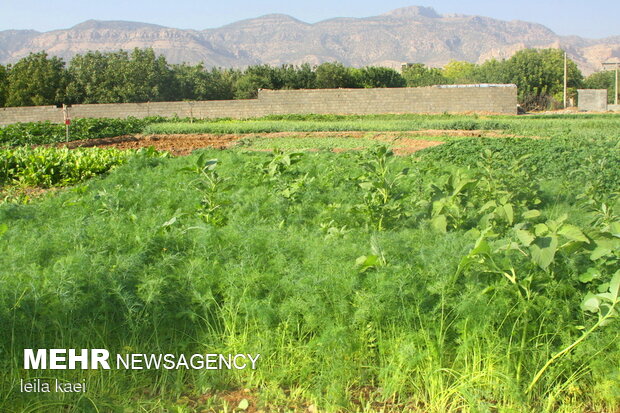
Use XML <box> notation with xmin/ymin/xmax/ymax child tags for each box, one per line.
<box><xmin>0</xmin><ymin>6</ymin><xmax>618</xmax><ymax>74</ymax></box>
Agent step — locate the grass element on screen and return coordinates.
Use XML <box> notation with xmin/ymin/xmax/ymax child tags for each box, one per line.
<box><xmin>1</xmin><ymin>113</ymin><xmax>619</xmax><ymax>412</ymax></box>
<box><xmin>142</xmin><ymin>113</ymin><xmax>620</xmax><ymax>142</ymax></box>
<box><xmin>142</xmin><ymin>116</ymin><xmax>511</xmax><ymax>135</ymax></box>
<box><xmin>234</xmin><ymin>136</ymin><xmax>384</xmax><ymax>151</ymax></box>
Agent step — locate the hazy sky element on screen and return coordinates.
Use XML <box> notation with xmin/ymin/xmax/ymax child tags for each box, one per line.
<box><xmin>1</xmin><ymin>0</ymin><xmax>617</xmax><ymax>39</ymax></box>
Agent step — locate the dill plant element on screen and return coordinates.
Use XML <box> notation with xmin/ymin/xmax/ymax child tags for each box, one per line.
<box><xmin>1</xmin><ymin>114</ymin><xmax>619</xmax><ymax>412</ymax></box>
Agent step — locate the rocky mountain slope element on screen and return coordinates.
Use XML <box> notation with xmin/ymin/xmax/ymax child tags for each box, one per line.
<box><xmin>1</xmin><ymin>6</ymin><xmax>618</xmax><ymax>74</ymax></box>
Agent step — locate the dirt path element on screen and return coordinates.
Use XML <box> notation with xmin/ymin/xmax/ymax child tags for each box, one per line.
<box><xmin>59</xmin><ymin>130</ymin><xmax>513</xmax><ymax>156</ymax></box>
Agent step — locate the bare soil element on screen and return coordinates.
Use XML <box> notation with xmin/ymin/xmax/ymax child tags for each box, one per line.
<box><xmin>58</xmin><ymin>130</ymin><xmax>516</xmax><ymax>156</ymax></box>
<box><xmin>62</xmin><ymin>134</ymin><xmax>238</xmax><ymax>156</ymax></box>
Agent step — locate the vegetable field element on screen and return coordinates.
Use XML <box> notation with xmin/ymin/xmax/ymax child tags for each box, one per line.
<box><xmin>0</xmin><ymin>114</ymin><xmax>619</xmax><ymax>412</ymax></box>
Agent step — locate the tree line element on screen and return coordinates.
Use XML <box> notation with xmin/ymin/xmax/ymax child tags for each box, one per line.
<box><xmin>0</xmin><ymin>48</ymin><xmax>615</xmax><ymax>110</ymax></box>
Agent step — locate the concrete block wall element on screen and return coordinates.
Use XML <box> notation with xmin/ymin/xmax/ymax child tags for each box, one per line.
<box><xmin>69</xmin><ymin>100</ymin><xmax>269</xmax><ymax>120</ymax></box>
<box><xmin>577</xmin><ymin>89</ymin><xmax>608</xmax><ymax>111</ymax></box>
<box><xmin>0</xmin><ymin>105</ymin><xmax>64</xmax><ymax>124</ymax></box>
<box><xmin>258</xmin><ymin>86</ymin><xmax>517</xmax><ymax>115</ymax></box>
<box><xmin>0</xmin><ymin>85</ymin><xmax>517</xmax><ymax>126</ymax></box>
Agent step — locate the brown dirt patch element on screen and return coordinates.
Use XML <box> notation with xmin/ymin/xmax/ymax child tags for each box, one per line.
<box><xmin>390</xmin><ymin>139</ymin><xmax>444</xmax><ymax>155</ymax></box>
<box><xmin>62</xmin><ymin>134</ymin><xmax>240</xmax><ymax>156</ymax></box>
<box><xmin>57</xmin><ymin>129</ymin><xmax>519</xmax><ymax>156</ymax></box>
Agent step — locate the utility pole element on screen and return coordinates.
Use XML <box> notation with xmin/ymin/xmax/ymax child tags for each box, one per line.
<box><xmin>563</xmin><ymin>51</ymin><xmax>568</xmax><ymax>108</ymax></box>
<box><xmin>614</xmin><ymin>63</ymin><xmax>618</xmax><ymax>105</ymax></box>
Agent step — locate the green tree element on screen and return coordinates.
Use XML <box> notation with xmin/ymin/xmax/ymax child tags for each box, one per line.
<box><xmin>233</xmin><ymin>65</ymin><xmax>282</xmax><ymax>99</ymax></box>
<box><xmin>356</xmin><ymin>66</ymin><xmax>405</xmax><ymax>88</ymax></box>
<box><xmin>119</xmin><ymin>48</ymin><xmax>175</xmax><ymax>102</ymax></box>
<box><xmin>0</xmin><ymin>64</ymin><xmax>7</xmax><ymax>107</ymax></box>
<box><xmin>474</xmin><ymin>58</ymin><xmax>509</xmax><ymax>84</ymax></box>
<box><xmin>66</xmin><ymin>51</ymin><xmax>116</xmax><ymax>103</ymax></box>
<box><xmin>172</xmin><ymin>64</ymin><xmax>234</xmax><ymax>100</ymax></box>
<box><xmin>401</xmin><ymin>63</ymin><xmax>447</xmax><ymax>87</ymax></box>
<box><xmin>66</xmin><ymin>49</ymin><xmax>175</xmax><ymax>103</ymax></box>
<box><xmin>278</xmin><ymin>63</ymin><xmax>317</xmax><ymax>89</ymax></box>
<box><xmin>504</xmin><ymin>48</ymin><xmax>583</xmax><ymax>109</ymax></box>
<box><xmin>315</xmin><ymin>62</ymin><xmax>357</xmax><ymax>89</ymax></box>
<box><xmin>6</xmin><ymin>52</ymin><xmax>68</xmax><ymax>107</ymax></box>
<box><xmin>584</xmin><ymin>71</ymin><xmax>616</xmax><ymax>103</ymax></box>
<box><xmin>443</xmin><ymin>60</ymin><xmax>477</xmax><ymax>84</ymax></box>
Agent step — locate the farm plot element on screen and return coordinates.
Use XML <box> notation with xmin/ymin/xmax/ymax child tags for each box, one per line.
<box><xmin>0</xmin><ymin>114</ymin><xmax>619</xmax><ymax>412</ymax></box>
<box><xmin>61</xmin><ymin>131</ymin><xmax>455</xmax><ymax>155</ymax></box>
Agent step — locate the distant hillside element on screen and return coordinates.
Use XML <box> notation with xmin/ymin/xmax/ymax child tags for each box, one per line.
<box><xmin>0</xmin><ymin>6</ymin><xmax>618</xmax><ymax>74</ymax></box>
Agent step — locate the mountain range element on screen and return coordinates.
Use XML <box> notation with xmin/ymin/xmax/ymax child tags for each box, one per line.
<box><xmin>1</xmin><ymin>6</ymin><xmax>618</xmax><ymax>75</ymax></box>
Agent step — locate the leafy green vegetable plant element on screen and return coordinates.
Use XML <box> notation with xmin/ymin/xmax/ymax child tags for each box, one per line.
<box><xmin>355</xmin><ymin>145</ymin><xmax>408</xmax><ymax>231</ymax></box>
<box><xmin>182</xmin><ymin>154</ymin><xmax>230</xmax><ymax>226</ymax></box>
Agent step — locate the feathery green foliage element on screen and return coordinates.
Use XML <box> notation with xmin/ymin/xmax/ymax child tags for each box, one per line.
<box><xmin>0</xmin><ymin>114</ymin><xmax>619</xmax><ymax>412</ymax></box>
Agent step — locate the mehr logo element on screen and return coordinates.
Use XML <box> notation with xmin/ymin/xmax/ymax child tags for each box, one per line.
<box><xmin>24</xmin><ymin>349</ymin><xmax>110</xmax><ymax>370</ymax></box>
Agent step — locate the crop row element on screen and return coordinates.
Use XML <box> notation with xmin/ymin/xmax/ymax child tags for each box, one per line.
<box><xmin>143</xmin><ymin>118</ymin><xmax>510</xmax><ymax>134</ymax></box>
<box><xmin>3</xmin><ymin>113</ymin><xmax>620</xmax><ymax>147</ymax></box>
<box><xmin>0</xmin><ymin>146</ymin><xmax>167</xmax><ymax>187</ymax></box>
<box><xmin>0</xmin><ymin>116</ymin><xmax>166</xmax><ymax>146</ymax></box>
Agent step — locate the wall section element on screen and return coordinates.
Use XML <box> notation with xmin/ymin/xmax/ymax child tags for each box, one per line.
<box><xmin>0</xmin><ymin>85</ymin><xmax>517</xmax><ymax>125</ymax></box>
<box><xmin>577</xmin><ymin>89</ymin><xmax>608</xmax><ymax>112</ymax></box>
